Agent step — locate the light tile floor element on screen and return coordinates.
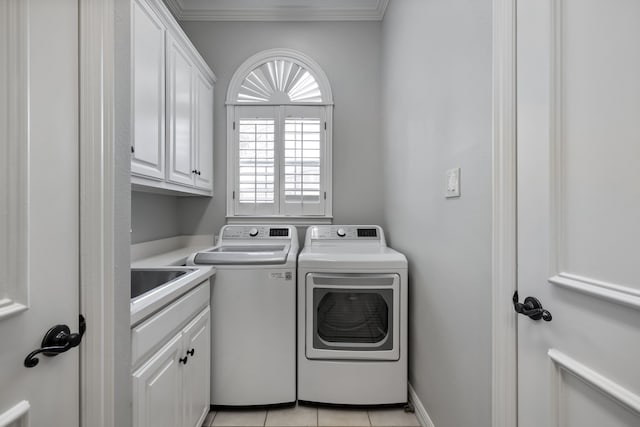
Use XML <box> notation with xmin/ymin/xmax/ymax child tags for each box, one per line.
<box><xmin>202</xmin><ymin>404</ymin><xmax>420</xmax><ymax>427</ymax></box>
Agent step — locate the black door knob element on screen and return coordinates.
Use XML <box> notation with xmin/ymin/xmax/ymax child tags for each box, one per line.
<box><xmin>24</xmin><ymin>315</ymin><xmax>86</xmax><ymax>368</ymax></box>
<box><xmin>513</xmin><ymin>291</ymin><xmax>552</xmax><ymax>321</ymax></box>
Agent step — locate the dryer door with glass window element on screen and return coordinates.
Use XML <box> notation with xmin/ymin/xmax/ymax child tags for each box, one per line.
<box><xmin>305</xmin><ymin>273</ymin><xmax>400</xmax><ymax>361</ymax></box>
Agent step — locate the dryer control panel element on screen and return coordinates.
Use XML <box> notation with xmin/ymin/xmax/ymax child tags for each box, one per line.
<box><xmin>308</xmin><ymin>225</ymin><xmax>383</xmax><ymax>241</ymax></box>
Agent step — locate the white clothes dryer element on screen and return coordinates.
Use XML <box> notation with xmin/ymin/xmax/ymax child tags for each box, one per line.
<box><xmin>297</xmin><ymin>225</ymin><xmax>408</xmax><ymax>405</ymax></box>
<box><xmin>187</xmin><ymin>225</ymin><xmax>298</xmax><ymax>407</ymax></box>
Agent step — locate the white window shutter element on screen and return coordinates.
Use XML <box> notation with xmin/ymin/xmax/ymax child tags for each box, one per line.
<box><xmin>234</xmin><ymin>106</ymin><xmax>278</xmax><ymax>216</ymax></box>
<box><xmin>281</xmin><ymin>105</ymin><xmax>325</xmax><ymax>216</ymax></box>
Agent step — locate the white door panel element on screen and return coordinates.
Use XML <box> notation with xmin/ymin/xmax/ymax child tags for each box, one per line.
<box><xmin>194</xmin><ymin>72</ymin><xmax>214</xmax><ymax>191</ymax></box>
<box><xmin>133</xmin><ymin>333</ymin><xmax>183</xmax><ymax>427</ymax></box>
<box><xmin>517</xmin><ymin>0</ymin><xmax>640</xmax><ymax>426</ymax></box>
<box><xmin>559</xmin><ymin>371</ymin><xmax>638</xmax><ymax>427</ymax></box>
<box><xmin>558</xmin><ymin>0</ymin><xmax>640</xmax><ymax>287</ymax></box>
<box><xmin>0</xmin><ymin>0</ymin><xmax>79</xmax><ymax>424</ymax></box>
<box><xmin>166</xmin><ymin>34</ymin><xmax>194</xmax><ymax>187</ymax></box>
<box><xmin>131</xmin><ymin>0</ymin><xmax>166</xmax><ymax>180</ymax></box>
<box><xmin>182</xmin><ymin>307</ymin><xmax>210</xmax><ymax>427</ymax></box>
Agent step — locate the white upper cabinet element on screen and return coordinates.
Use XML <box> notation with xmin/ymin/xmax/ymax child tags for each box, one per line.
<box><xmin>166</xmin><ymin>34</ymin><xmax>195</xmax><ymax>187</ymax></box>
<box><xmin>194</xmin><ymin>72</ymin><xmax>214</xmax><ymax>191</ymax></box>
<box><xmin>131</xmin><ymin>0</ymin><xmax>166</xmax><ymax>180</ymax></box>
<box><xmin>130</xmin><ymin>0</ymin><xmax>216</xmax><ymax>196</ymax></box>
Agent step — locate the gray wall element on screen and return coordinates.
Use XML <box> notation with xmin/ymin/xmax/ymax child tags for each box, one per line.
<box><xmin>131</xmin><ymin>191</ymin><xmax>180</xmax><ymax>243</ymax></box>
<box><xmin>381</xmin><ymin>2</ymin><xmax>493</xmax><ymax>427</ymax></box>
<box><xmin>176</xmin><ymin>21</ymin><xmax>385</xmax><ymax>236</ymax></box>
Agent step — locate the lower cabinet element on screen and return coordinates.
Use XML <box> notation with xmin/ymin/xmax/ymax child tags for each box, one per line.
<box><xmin>182</xmin><ymin>308</ymin><xmax>211</xmax><ymax>427</ymax></box>
<box><xmin>133</xmin><ymin>333</ymin><xmax>183</xmax><ymax>427</ymax></box>
<box><xmin>133</xmin><ymin>306</ymin><xmax>211</xmax><ymax>427</ymax></box>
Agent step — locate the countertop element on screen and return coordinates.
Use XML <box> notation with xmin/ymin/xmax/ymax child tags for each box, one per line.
<box><xmin>130</xmin><ymin>235</ymin><xmax>216</xmax><ymax>326</ymax></box>
<box><xmin>131</xmin><ymin>234</ymin><xmax>215</xmax><ymax>267</ymax></box>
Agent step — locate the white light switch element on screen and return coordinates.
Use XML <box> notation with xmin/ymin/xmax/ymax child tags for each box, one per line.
<box><xmin>445</xmin><ymin>168</ymin><xmax>460</xmax><ymax>198</ymax></box>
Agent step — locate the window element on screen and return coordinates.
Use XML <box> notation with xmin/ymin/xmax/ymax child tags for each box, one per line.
<box><xmin>226</xmin><ymin>49</ymin><xmax>333</xmax><ymax>221</ymax></box>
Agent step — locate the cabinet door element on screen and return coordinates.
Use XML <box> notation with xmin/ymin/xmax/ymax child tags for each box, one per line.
<box><xmin>194</xmin><ymin>71</ymin><xmax>214</xmax><ymax>191</ymax></box>
<box><xmin>166</xmin><ymin>34</ymin><xmax>194</xmax><ymax>186</ymax></box>
<box><xmin>182</xmin><ymin>307</ymin><xmax>211</xmax><ymax>427</ymax></box>
<box><xmin>133</xmin><ymin>333</ymin><xmax>183</xmax><ymax>427</ymax></box>
<box><xmin>131</xmin><ymin>0</ymin><xmax>165</xmax><ymax>180</ymax></box>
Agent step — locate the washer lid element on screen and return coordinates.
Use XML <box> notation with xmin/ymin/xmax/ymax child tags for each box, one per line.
<box><xmin>193</xmin><ymin>244</ymin><xmax>290</xmax><ymax>265</ymax></box>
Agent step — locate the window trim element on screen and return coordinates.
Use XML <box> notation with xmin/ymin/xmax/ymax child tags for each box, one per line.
<box><xmin>226</xmin><ymin>49</ymin><xmax>333</xmax><ymax>221</ymax></box>
<box><xmin>226</xmin><ymin>216</ymin><xmax>333</xmax><ymax>226</ymax></box>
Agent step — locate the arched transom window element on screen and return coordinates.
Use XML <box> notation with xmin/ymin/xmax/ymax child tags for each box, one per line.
<box><xmin>226</xmin><ymin>49</ymin><xmax>333</xmax><ymax>221</ymax></box>
<box><xmin>236</xmin><ymin>59</ymin><xmax>323</xmax><ymax>103</ymax></box>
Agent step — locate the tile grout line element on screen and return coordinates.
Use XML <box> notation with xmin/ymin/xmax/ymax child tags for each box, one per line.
<box><xmin>208</xmin><ymin>406</ymin><xmax>424</xmax><ymax>427</ymax></box>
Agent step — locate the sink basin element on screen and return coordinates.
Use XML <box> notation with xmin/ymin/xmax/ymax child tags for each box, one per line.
<box><xmin>131</xmin><ymin>268</ymin><xmax>194</xmax><ymax>299</ymax></box>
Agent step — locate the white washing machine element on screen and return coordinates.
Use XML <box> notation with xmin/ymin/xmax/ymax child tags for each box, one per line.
<box><xmin>297</xmin><ymin>225</ymin><xmax>408</xmax><ymax>405</ymax></box>
<box><xmin>187</xmin><ymin>225</ymin><xmax>298</xmax><ymax>407</ymax></box>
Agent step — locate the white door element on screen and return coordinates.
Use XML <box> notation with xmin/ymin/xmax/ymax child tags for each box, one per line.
<box><xmin>0</xmin><ymin>0</ymin><xmax>80</xmax><ymax>425</ymax></box>
<box><xmin>517</xmin><ymin>0</ymin><xmax>640</xmax><ymax>426</ymax></box>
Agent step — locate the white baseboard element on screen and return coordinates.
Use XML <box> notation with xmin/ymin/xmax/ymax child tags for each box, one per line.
<box><xmin>408</xmin><ymin>383</ymin><xmax>436</xmax><ymax>427</ymax></box>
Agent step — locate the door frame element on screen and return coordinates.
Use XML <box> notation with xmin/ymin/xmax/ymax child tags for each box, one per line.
<box><xmin>491</xmin><ymin>0</ymin><xmax>518</xmax><ymax>426</ymax></box>
<box><xmin>78</xmin><ymin>0</ymin><xmax>524</xmax><ymax>426</ymax></box>
<box><xmin>79</xmin><ymin>1</ymin><xmax>122</xmax><ymax>426</ymax></box>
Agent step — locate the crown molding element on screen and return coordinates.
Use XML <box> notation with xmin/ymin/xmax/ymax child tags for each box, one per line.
<box><xmin>163</xmin><ymin>0</ymin><xmax>389</xmax><ymax>21</ymax></box>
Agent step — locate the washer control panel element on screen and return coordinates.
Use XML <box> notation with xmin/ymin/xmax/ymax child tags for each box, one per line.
<box><xmin>310</xmin><ymin>225</ymin><xmax>381</xmax><ymax>240</ymax></box>
<box><xmin>221</xmin><ymin>226</ymin><xmax>292</xmax><ymax>240</ymax></box>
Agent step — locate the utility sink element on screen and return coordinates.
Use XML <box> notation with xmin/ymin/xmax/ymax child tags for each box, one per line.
<box><xmin>131</xmin><ymin>268</ymin><xmax>195</xmax><ymax>299</ymax></box>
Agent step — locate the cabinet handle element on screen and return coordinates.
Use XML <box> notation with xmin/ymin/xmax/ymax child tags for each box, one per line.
<box><xmin>179</xmin><ymin>356</ymin><xmax>188</xmax><ymax>365</ymax></box>
<box><xmin>187</xmin><ymin>348</ymin><xmax>195</xmax><ymax>357</ymax></box>
<box><xmin>197</xmin><ymin>171</ymin><xmax>201</xmax><ymax>176</ymax></box>
<box><xmin>191</xmin><ymin>169</ymin><xmax>197</xmax><ymax>174</ymax></box>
